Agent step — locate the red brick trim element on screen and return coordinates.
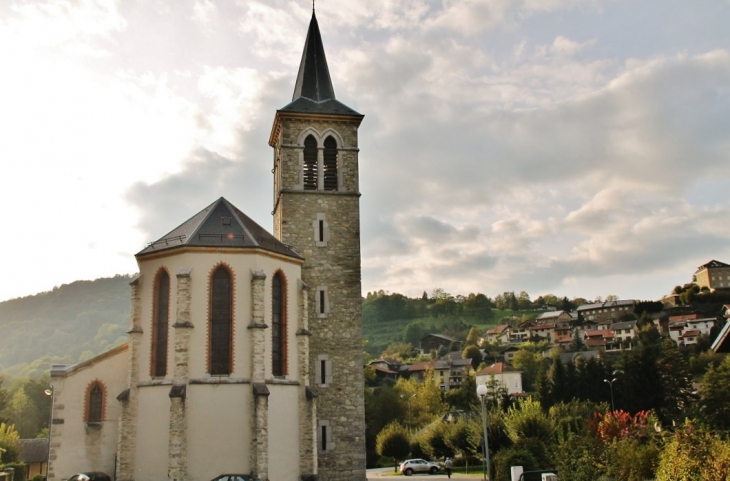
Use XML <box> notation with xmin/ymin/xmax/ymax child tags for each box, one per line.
<box><xmin>84</xmin><ymin>379</ymin><xmax>107</xmax><ymax>422</ymax></box>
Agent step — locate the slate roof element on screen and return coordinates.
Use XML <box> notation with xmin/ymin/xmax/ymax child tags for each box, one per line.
<box><xmin>278</xmin><ymin>12</ymin><xmax>361</xmax><ymax>117</ymax></box>
<box><xmin>610</xmin><ymin>320</ymin><xmax>637</xmax><ymax>331</ymax></box>
<box><xmin>19</xmin><ymin>438</ymin><xmax>49</xmax><ymax>463</ymax></box>
<box><xmin>137</xmin><ymin>197</ymin><xmax>302</xmax><ymax>260</ymax></box>
<box><xmin>577</xmin><ymin>299</ymin><xmax>635</xmax><ymax>312</ymax></box>
<box><xmin>536</xmin><ymin>311</ymin><xmax>568</xmax><ymax>321</ymax></box>
<box><xmin>695</xmin><ymin>259</ymin><xmax>730</xmax><ymax>273</ymax></box>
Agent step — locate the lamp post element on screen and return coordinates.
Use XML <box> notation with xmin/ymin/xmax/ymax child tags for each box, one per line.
<box><xmin>400</xmin><ymin>393</ymin><xmax>416</xmax><ymax>433</ymax></box>
<box><xmin>44</xmin><ymin>387</ymin><xmax>54</xmax><ymax>478</ymax></box>
<box><xmin>476</xmin><ymin>384</ymin><xmax>491</xmax><ymax>481</ymax></box>
<box><xmin>603</xmin><ymin>370</ymin><xmax>622</xmax><ymax>413</ymax></box>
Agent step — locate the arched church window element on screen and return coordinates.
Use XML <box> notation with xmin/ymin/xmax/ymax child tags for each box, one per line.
<box><xmin>86</xmin><ymin>382</ymin><xmax>104</xmax><ymax>423</ymax></box>
<box><xmin>272</xmin><ymin>271</ymin><xmax>287</xmax><ymax>376</ymax></box>
<box><xmin>323</xmin><ymin>136</ymin><xmax>338</xmax><ymax>191</ymax></box>
<box><xmin>303</xmin><ymin>135</ymin><xmax>318</xmax><ymax>190</ymax></box>
<box><xmin>151</xmin><ymin>269</ymin><xmax>170</xmax><ymax>377</ymax></box>
<box><xmin>210</xmin><ymin>266</ymin><xmax>233</xmax><ymax>375</ymax></box>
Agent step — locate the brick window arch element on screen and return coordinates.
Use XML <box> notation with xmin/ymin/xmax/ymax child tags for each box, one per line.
<box><xmin>272</xmin><ymin>271</ymin><xmax>288</xmax><ymax>377</ymax></box>
<box><xmin>151</xmin><ymin>268</ymin><xmax>170</xmax><ymax>377</ymax></box>
<box><xmin>303</xmin><ymin>134</ymin><xmax>318</xmax><ymax>190</ymax></box>
<box><xmin>210</xmin><ymin>265</ymin><xmax>233</xmax><ymax>375</ymax></box>
<box><xmin>85</xmin><ymin>381</ymin><xmax>106</xmax><ymax>423</ymax></box>
<box><xmin>323</xmin><ymin>135</ymin><xmax>338</xmax><ymax>191</ymax></box>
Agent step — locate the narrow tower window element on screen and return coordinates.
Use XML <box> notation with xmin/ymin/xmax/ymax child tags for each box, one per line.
<box><xmin>317</xmin><ymin>420</ymin><xmax>334</xmax><ymax>452</ymax></box>
<box><xmin>316</xmin><ymin>286</ymin><xmax>329</xmax><ymax>317</ymax></box>
<box><xmin>303</xmin><ymin>135</ymin><xmax>318</xmax><ymax>190</ymax></box>
<box><xmin>151</xmin><ymin>270</ymin><xmax>170</xmax><ymax>377</ymax></box>
<box><xmin>323</xmin><ymin>136</ymin><xmax>338</xmax><ymax>191</ymax></box>
<box><xmin>210</xmin><ymin>266</ymin><xmax>233</xmax><ymax>375</ymax></box>
<box><xmin>316</xmin><ymin>354</ymin><xmax>332</xmax><ymax>387</ymax></box>
<box><xmin>313</xmin><ymin>213</ymin><xmax>329</xmax><ymax>246</ymax></box>
<box><xmin>272</xmin><ymin>272</ymin><xmax>287</xmax><ymax>377</ymax></box>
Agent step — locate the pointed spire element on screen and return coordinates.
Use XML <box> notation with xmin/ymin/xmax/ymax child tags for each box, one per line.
<box><xmin>292</xmin><ymin>11</ymin><xmax>335</xmax><ymax>102</ymax></box>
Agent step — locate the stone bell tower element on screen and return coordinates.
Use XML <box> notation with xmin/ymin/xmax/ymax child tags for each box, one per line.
<box><xmin>268</xmin><ymin>10</ymin><xmax>366</xmax><ymax>481</ymax></box>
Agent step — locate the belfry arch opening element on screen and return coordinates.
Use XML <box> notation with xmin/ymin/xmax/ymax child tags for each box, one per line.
<box><xmin>323</xmin><ymin>136</ymin><xmax>338</xmax><ymax>191</ymax></box>
<box><xmin>303</xmin><ymin>135</ymin><xmax>318</xmax><ymax>190</ymax></box>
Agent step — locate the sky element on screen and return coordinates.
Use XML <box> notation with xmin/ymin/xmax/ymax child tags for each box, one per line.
<box><xmin>1</xmin><ymin>0</ymin><xmax>729</xmax><ymax>304</ymax></box>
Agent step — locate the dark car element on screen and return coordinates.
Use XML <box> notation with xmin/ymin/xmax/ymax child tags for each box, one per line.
<box><xmin>67</xmin><ymin>473</ymin><xmax>111</xmax><ymax>481</ymax></box>
<box><xmin>210</xmin><ymin>475</ymin><xmax>259</xmax><ymax>481</ymax></box>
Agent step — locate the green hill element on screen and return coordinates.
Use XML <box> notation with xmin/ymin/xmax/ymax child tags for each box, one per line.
<box><xmin>0</xmin><ymin>277</ymin><xmax>554</xmax><ymax>377</ymax></box>
<box><xmin>0</xmin><ymin>275</ymin><xmax>133</xmax><ymax>377</ymax></box>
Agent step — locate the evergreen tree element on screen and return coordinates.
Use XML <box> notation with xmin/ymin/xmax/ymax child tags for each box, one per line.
<box><xmin>697</xmin><ymin>356</ymin><xmax>730</xmax><ymax>431</ymax></box>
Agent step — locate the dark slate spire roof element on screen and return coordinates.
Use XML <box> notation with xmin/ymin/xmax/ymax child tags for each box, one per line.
<box><xmin>137</xmin><ymin>197</ymin><xmax>302</xmax><ymax>260</ymax></box>
<box><xmin>279</xmin><ymin>11</ymin><xmax>361</xmax><ymax>116</ymax></box>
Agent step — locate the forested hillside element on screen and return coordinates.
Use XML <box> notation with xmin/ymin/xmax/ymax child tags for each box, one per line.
<box><xmin>0</xmin><ymin>275</ymin><xmax>132</xmax><ymax>377</ymax></box>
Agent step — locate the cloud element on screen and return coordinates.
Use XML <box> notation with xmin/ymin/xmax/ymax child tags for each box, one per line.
<box><xmin>357</xmin><ymin>48</ymin><xmax>730</xmax><ymax>298</ymax></box>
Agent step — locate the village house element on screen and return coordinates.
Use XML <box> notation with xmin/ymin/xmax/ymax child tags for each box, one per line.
<box><xmin>577</xmin><ymin>299</ymin><xmax>636</xmax><ymax>322</ymax></box>
<box><xmin>694</xmin><ymin>259</ymin><xmax>730</xmax><ymax>292</ymax></box>
<box><xmin>475</xmin><ymin>362</ymin><xmax>524</xmax><ymax>395</ymax></box>
<box><xmin>485</xmin><ymin>324</ymin><xmax>510</xmax><ymax>344</ymax></box>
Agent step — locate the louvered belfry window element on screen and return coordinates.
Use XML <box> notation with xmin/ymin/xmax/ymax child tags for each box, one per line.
<box><xmin>323</xmin><ymin>136</ymin><xmax>338</xmax><ymax>191</ymax></box>
<box><xmin>303</xmin><ymin>135</ymin><xmax>318</xmax><ymax>190</ymax></box>
<box><xmin>89</xmin><ymin>384</ymin><xmax>102</xmax><ymax>422</ymax></box>
<box><xmin>272</xmin><ymin>272</ymin><xmax>286</xmax><ymax>376</ymax></box>
<box><xmin>152</xmin><ymin>270</ymin><xmax>170</xmax><ymax>377</ymax></box>
<box><xmin>210</xmin><ymin>267</ymin><xmax>232</xmax><ymax>375</ymax></box>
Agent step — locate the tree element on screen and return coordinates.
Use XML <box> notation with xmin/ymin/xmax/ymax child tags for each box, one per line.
<box><xmin>517</xmin><ymin>291</ymin><xmax>532</xmax><ymax>310</ymax></box>
<box><xmin>462</xmin><ymin>345</ymin><xmax>483</xmax><ymax>369</ymax></box>
<box><xmin>655</xmin><ymin>423</ymin><xmax>730</xmax><ymax>481</ymax></box>
<box><xmin>0</xmin><ymin>422</ymin><xmax>20</xmax><ymax>463</ymax></box>
<box><xmin>403</xmin><ymin>322</ymin><xmax>426</xmax><ymax>345</ymax></box>
<box><xmin>376</xmin><ymin>422</ymin><xmax>411</xmax><ymax>471</ymax></box>
<box><xmin>512</xmin><ymin>349</ymin><xmax>542</xmax><ymax>392</ymax></box>
<box><xmin>655</xmin><ymin>339</ymin><xmax>694</xmax><ymax>425</ymax></box>
<box><xmin>697</xmin><ymin>356</ymin><xmax>730</xmax><ymax>431</ymax></box>
<box><xmin>418</xmin><ymin>421</ymin><xmax>454</xmax><ymax>460</ymax></box>
<box><xmin>465</xmin><ymin>327</ymin><xmax>481</xmax><ymax>346</ymax></box>
<box><xmin>571</xmin><ymin>329</ymin><xmax>585</xmax><ymax>351</ymax></box>
<box><xmin>445</xmin><ymin>374</ymin><xmax>477</xmax><ymax>411</ymax></box>
<box><xmin>504</xmin><ymin>398</ymin><xmax>554</xmax><ymax>446</ymax></box>
<box><xmin>444</xmin><ymin>416</ymin><xmax>481</xmax><ymax>473</ymax></box>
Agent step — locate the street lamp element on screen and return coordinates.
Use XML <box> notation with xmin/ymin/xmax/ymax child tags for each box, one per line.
<box><xmin>400</xmin><ymin>393</ymin><xmax>416</xmax><ymax>433</ymax></box>
<box><xmin>476</xmin><ymin>384</ymin><xmax>491</xmax><ymax>481</ymax></box>
<box><xmin>603</xmin><ymin>369</ymin><xmax>622</xmax><ymax>413</ymax></box>
<box><xmin>44</xmin><ymin>387</ymin><xmax>54</xmax><ymax>479</ymax></box>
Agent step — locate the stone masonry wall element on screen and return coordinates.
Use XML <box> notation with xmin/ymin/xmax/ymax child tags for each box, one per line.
<box><xmin>116</xmin><ymin>276</ymin><xmax>143</xmax><ymax>481</ymax></box>
<box><xmin>273</xmin><ymin>114</ymin><xmax>366</xmax><ymax>481</ymax></box>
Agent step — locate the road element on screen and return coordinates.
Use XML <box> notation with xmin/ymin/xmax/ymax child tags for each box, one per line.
<box><xmin>367</xmin><ymin>467</ymin><xmax>482</xmax><ymax>480</ymax></box>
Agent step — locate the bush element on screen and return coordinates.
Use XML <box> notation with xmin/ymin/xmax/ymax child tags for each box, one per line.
<box><xmin>32</xmin><ymin>475</ymin><xmax>46</xmax><ymax>481</ymax></box>
<box><xmin>493</xmin><ymin>448</ymin><xmax>538</xmax><ymax>481</ymax></box>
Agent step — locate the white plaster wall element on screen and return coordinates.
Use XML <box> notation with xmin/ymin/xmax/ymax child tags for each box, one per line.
<box><xmin>50</xmin><ymin>346</ymin><xmax>128</xmax><ymax>480</ymax></box>
<box><xmin>475</xmin><ymin>372</ymin><xmax>523</xmax><ymax>394</ymax></box>
<box><xmin>134</xmin><ymin>386</ymin><xmax>171</xmax><ymax>481</ymax></box>
<box><xmin>267</xmin><ymin>383</ymin><xmax>301</xmax><ymax>481</ymax></box>
<box><xmin>186</xmin><ymin>384</ymin><xmax>250</xmax><ymax>480</ymax></box>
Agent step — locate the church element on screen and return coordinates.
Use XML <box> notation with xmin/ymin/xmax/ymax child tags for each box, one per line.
<box><xmin>47</xmin><ymin>11</ymin><xmax>366</xmax><ymax>481</ymax></box>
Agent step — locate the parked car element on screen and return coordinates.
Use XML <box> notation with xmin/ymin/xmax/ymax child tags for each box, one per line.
<box><xmin>398</xmin><ymin>459</ymin><xmax>440</xmax><ymax>476</ymax></box>
<box><xmin>67</xmin><ymin>473</ymin><xmax>111</xmax><ymax>481</ymax></box>
<box><xmin>210</xmin><ymin>475</ymin><xmax>258</xmax><ymax>481</ymax></box>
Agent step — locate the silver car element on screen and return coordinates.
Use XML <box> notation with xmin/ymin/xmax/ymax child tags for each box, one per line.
<box><xmin>399</xmin><ymin>458</ymin><xmax>441</xmax><ymax>476</ymax></box>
